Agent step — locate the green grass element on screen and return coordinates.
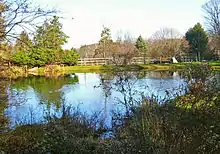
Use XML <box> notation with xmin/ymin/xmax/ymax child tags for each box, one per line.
<box><xmin>62</xmin><ymin>65</ymin><xmax>109</xmax><ymax>72</ymax></box>
<box><xmin>2</xmin><ymin>61</ymin><xmax>220</xmax><ymax>79</ymax></box>
<box><xmin>33</xmin><ymin>64</ymin><xmax>183</xmax><ymax>75</ymax></box>
<box><xmin>21</xmin><ymin>63</ymin><xmax>220</xmax><ymax>77</ymax></box>
<box><xmin>56</xmin><ymin>64</ymin><xmax>184</xmax><ymax>72</ymax></box>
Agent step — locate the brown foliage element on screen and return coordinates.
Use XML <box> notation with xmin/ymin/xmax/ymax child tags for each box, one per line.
<box><xmin>148</xmin><ymin>38</ymin><xmax>189</xmax><ymax>58</ymax></box>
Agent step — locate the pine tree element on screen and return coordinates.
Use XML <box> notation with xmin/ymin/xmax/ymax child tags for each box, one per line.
<box><xmin>14</xmin><ymin>31</ymin><xmax>32</xmax><ymax>52</ymax></box>
<box><xmin>96</xmin><ymin>26</ymin><xmax>113</xmax><ymax>59</ymax></box>
<box><xmin>33</xmin><ymin>16</ymin><xmax>69</xmax><ymax>65</ymax></box>
<box><xmin>60</xmin><ymin>48</ymin><xmax>80</xmax><ymax>66</ymax></box>
<box><xmin>135</xmin><ymin>35</ymin><xmax>147</xmax><ymax>64</ymax></box>
<box><xmin>34</xmin><ymin>16</ymin><xmax>69</xmax><ymax>50</ymax></box>
<box><xmin>185</xmin><ymin>23</ymin><xmax>208</xmax><ymax>61</ymax></box>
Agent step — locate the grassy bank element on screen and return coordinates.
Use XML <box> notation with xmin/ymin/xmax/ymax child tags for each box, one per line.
<box><xmin>1</xmin><ymin>62</ymin><xmax>220</xmax><ymax>79</ymax></box>
<box><xmin>32</xmin><ymin>64</ymin><xmax>185</xmax><ymax>74</ymax></box>
<box><xmin>36</xmin><ymin>62</ymin><xmax>220</xmax><ymax>74</ymax></box>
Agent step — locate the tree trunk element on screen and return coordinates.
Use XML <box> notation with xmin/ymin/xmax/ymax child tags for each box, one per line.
<box><xmin>196</xmin><ymin>52</ymin><xmax>198</xmax><ymax>61</ymax></box>
<box><xmin>144</xmin><ymin>53</ymin><xmax>146</xmax><ymax>64</ymax></box>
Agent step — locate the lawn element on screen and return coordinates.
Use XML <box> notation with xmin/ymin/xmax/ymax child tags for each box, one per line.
<box><xmin>35</xmin><ymin>62</ymin><xmax>220</xmax><ymax>74</ymax></box>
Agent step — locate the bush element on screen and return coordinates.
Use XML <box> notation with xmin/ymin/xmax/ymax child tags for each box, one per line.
<box><xmin>12</xmin><ymin>48</ymin><xmax>79</xmax><ymax>67</ymax></box>
<box><xmin>29</xmin><ymin>47</ymin><xmax>56</xmax><ymax>67</ymax></box>
<box><xmin>12</xmin><ymin>48</ymin><xmax>56</xmax><ymax>67</ymax></box>
<box><xmin>60</xmin><ymin>48</ymin><xmax>79</xmax><ymax>66</ymax></box>
<box><xmin>12</xmin><ymin>51</ymin><xmax>31</xmax><ymax>66</ymax></box>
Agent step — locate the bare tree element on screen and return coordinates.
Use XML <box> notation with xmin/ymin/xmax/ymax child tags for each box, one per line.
<box><xmin>151</xmin><ymin>28</ymin><xmax>182</xmax><ymax>40</ymax></box>
<box><xmin>149</xmin><ymin>28</ymin><xmax>187</xmax><ymax>58</ymax></box>
<box><xmin>0</xmin><ymin>0</ymin><xmax>56</xmax><ymax>42</ymax></box>
<box><xmin>112</xmin><ymin>32</ymin><xmax>136</xmax><ymax>65</ymax></box>
<box><xmin>203</xmin><ymin>0</ymin><xmax>220</xmax><ymax>35</ymax></box>
<box><xmin>203</xmin><ymin>0</ymin><xmax>220</xmax><ymax>57</ymax></box>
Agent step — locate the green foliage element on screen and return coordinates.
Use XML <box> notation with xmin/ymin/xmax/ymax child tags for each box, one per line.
<box><xmin>135</xmin><ymin>35</ymin><xmax>147</xmax><ymax>53</ymax></box>
<box><xmin>14</xmin><ymin>31</ymin><xmax>32</xmax><ymax>52</ymax></box>
<box><xmin>60</xmin><ymin>48</ymin><xmax>80</xmax><ymax>66</ymax></box>
<box><xmin>34</xmin><ymin>16</ymin><xmax>68</xmax><ymax>51</ymax></box>
<box><xmin>29</xmin><ymin>47</ymin><xmax>56</xmax><ymax>67</ymax></box>
<box><xmin>135</xmin><ymin>35</ymin><xmax>147</xmax><ymax>64</ymax></box>
<box><xmin>95</xmin><ymin>26</ymin><xmax>113</xmax><ymax>58</ymax></box>
<box><xmin>12</xmin><ymin>51</ymin><xmax>31</xmax><ymax>66</ymax></box>
<box><xmin>10</xmin><ymin>16</ymin><xmax>71</xmax><ymax>67</ymax></box>
<box><xmin>12</xmin><ymin>31</ymin><xmax>33</xmax><ymax>66</ymax></box>
<box><xmin>99</xmin><ymin>27</ymin><xmax>112</xmax><ymax>44</ymax></box>
<box><xmin>12</xmin><ymin>47</ymin><xmax>56</xmax><ymax>67</ymax></box>
<box><xmin>10</xmin><ymin>16</ymin><xmax>70</xmax><ymax>67</ymax></box>
<box><xmin>185</xmin><ymin>23</ymin><xmax>209</xmax><ymax>61</ymax></box>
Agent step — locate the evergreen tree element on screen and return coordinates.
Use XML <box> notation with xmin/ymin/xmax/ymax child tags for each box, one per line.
<box><xmin>34</xmin><ymin>16</ymin><xmax>69</xmax><ymax>50</ymax></box>
<box><xmin>14</xmin><ymin>31</ymin><xmax>32</xmax><ymax>52</ymax></box>
<box><xmin>96</xmin><ymin>26</ymin><xmax>113</xmax><ymax>58</ymax></box>
<box><xmin>60</xmin><ymin>48</ymin><xmax>80</xmax><ymax>66</ymax></box>
<box><xmin>29</xmin><ymin>47</ymin><xmax>56</xmax><ymax>67</ymax></box>
<box><xmin>135</xmin><ymin>35</ymin><xmax>147</xmax><ymax>64</ymax></box>
<box><xmin>32</xmin><ymin>16</ymin><xmax>69</xmax><ymax>65</ymax></box>
<box><xmin>13</xmin><ymin>16</ymin><xmax>69</xmax><ymax>67</ymax></box>
<box><xmin>185</xmin><ymin>23</ymin><xmax>208</xmax><ymax>61</ymax></box>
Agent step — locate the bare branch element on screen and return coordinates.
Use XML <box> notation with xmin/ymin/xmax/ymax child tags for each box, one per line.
<box><xmin>202</xmin><ymin>0</ymin><xmax>220</xmax><ymax>35</ymax></box>
<box><xmin>1</xmin><ymin>0</ymin><xmax>57</xmax><ymax>42</ymax></box>
<box><xmin>149</xmin><ymin>28</ymin><xmax>187</xmax><ymax>58</ymax></box>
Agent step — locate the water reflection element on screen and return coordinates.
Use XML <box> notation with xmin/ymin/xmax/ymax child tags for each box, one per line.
<box><xmin>5</xmin><ymin>71</ymin><xmax>185</xmax><ymax>126</ymax></box>
<box><xmin>10</xmin><ymin>74</ymin><xmax>79</xmax><ymax>108</ymax></box>
<box><xmin>0</xmin><ymin>80</ymin><xmax>10</xmax><ymax>131</ymax></box>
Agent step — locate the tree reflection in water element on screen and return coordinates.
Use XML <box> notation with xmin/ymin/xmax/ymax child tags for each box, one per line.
<box><xmin>10</xmin><ymin>74</ymin><xmax>79</xmax><ymax>109</ymax></box>
<box><xmin>98</xmin><ymin>71</ymin><xmax>184</xmax><ymax>116</ymax></box>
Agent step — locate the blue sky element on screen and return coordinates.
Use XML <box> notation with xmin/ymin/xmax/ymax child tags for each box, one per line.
<box><xmin>34</xmin><ymin>0</ymin><xmax>207</xmax><ymax>49</ymax></box>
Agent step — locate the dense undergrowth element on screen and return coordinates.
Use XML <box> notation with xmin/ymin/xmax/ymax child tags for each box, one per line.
<box><xmin>0</xmin><ymin>64</ymin><xmax>220</xmax><ymax>153</ymax></box>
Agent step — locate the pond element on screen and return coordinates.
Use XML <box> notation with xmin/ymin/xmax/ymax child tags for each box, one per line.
<box><xmin>4</xmin><ymin>71</ymin><xmax>186</xmax><ymax>126</ymax></box>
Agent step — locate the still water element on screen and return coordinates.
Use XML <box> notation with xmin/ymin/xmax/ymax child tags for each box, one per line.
<box><xmin>5</xmin><ymin>71</ymin><xmax>185</xmax><ymax>126</ymax></box>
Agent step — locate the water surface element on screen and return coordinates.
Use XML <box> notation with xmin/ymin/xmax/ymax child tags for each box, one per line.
<box><xmin>5</xmin><ymin>71</ymin><xmax>185</xmax><ymax>126</ymax></box>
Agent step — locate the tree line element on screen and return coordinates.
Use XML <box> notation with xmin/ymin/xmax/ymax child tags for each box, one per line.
<box><xmin>0</xmin><ymin>0</ymin><xmax>79</xmax><ymax>68</ymax></box>
<box><xmin>81</xmin><ymin>0</ymin><xmax>220</xmax><ymax>64</ymax></box>
<box><xmin>86</xmin><ymin>23</ymin><xmax>211</xmax><ymax>64</ymax></box>
<box><xmin>12</xmin><ymin>16</ymin><xmax>79</xmax><ymax>67</ymax></box>
<box><xmin>0</xmin><ymin>0</ymin><xmax>220</xmax><ymax>68</ymax></box>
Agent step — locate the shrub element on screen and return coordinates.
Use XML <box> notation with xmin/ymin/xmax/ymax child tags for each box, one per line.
<box><xmin>60</xmin><ymin>48</ymin><xmax>79</xmax><ymax>66</ymax></box>
<box><xmin>29</xmin><ymin>47</ymin><xmax>56</xmax><ymax>67</ymax></box>
<box><xmin>12</xmin><ymin>51</ymin><xmax>31</xmax><ymax>66</ymax></box>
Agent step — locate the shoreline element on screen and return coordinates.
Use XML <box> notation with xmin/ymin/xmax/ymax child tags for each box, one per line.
<box><xmin>1</xmin><ymin>63</ymin><xmax>220</xmax><ymax>79</ymax></box>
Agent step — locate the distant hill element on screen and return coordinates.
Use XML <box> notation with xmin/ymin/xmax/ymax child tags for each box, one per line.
<box><xmin>77</xmin><ymin>43</ymin><xmax>138</xmax><ymax>59</ymax></box>
<box><xmin>77</xmin><ymin>44</ymin><xmax>99</xmax><ymax>58</ymax></box>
